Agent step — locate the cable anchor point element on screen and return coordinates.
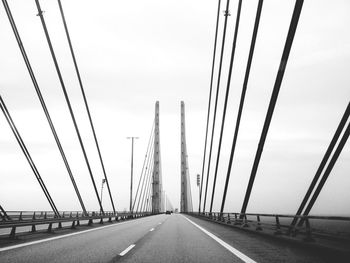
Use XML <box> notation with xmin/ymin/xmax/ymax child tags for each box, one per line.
<box><xmin>36</xmin><ymin>10</ymin><xmax>45</xmax><ymax>17</ymax></box>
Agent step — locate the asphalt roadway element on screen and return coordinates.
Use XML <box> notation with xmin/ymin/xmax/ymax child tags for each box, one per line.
<box><xmin>0</xmin><ymin>214</ymin><xmax>347</xmax><ymax>262</ymax></box>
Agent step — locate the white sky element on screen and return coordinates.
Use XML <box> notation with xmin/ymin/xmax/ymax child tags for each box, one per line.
<box><xmin>0</xmin><ymin>0</ymin><xmax>349</xmax><ymax>215</ymax></box>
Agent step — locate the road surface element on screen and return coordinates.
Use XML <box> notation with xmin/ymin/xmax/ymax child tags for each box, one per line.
<box><xmin>0</xmin><ymin>214</ymin><xmax>346</xmax><ymax>262</ymax></box>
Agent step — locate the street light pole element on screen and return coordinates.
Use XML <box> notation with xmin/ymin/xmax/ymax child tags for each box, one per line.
<box><xmin>197</xmin><ymin>174</ymin><xmax>200</xmax><ymax>213</ymax></box>
<box><xmin>100</xmin><ymin>178</ymin><xmax>106</xmax><ymax>213</ymax></box>
<box><xmin>127</xmin><ymin>136</ymin><xmax>139</xmax><ymax>212</ymax></box>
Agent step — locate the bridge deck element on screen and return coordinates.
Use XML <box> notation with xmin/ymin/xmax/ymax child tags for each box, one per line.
<box><xmin>0</xmin><ymin>214</ymin><xmax>348</xmax><ymax>262</ymax></box>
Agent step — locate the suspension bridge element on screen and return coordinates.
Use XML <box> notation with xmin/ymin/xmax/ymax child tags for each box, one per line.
<box><xmin>1</xmin><ymin>0</ymin><xmax>349</xmax><ymax>262</ymax></box>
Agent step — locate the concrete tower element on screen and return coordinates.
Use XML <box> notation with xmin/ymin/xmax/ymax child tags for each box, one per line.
<box><xmin>180</xmin><ymin>101</ymin><xmax>193</xmax><ymax>212</ymax></box>
<box><xmin>152</xmin><ymin>101</ymin><xmax>163</xmax><ymax>213</ymax></box>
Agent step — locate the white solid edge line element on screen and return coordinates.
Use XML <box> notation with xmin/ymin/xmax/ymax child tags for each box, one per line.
<box><xmin>181</xmin><ymin>215</ymin><xmax>257</xmax><ymax>263</ymax></box>
<box><xmin>149</xmin><ymin>228</ymin><xmax>155</xmax><ymax>231</ymax></box>
<box><xmin>0</xmin><ymin>217</ymin><xmax>149</xmax><ymax>253</ymax></box>
<box><xmin>119</xmin><ymin>244</ymin><xmax>135</xmax><ymax>256</ymax></box>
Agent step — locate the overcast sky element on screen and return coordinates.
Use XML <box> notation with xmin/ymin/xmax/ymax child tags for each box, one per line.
<box><xmin>0</xmin><ymin>0</ymin><xmax>349</xmax><ymax>215</ymax></box>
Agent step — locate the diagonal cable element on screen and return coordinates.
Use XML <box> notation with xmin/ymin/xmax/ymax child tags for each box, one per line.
<box><xmin>136</xmin><ymin>139</ymin><xmax>154</xmax><ymax>212</ymax></box>
<box><xmin>203</xmin><ymin>0</ymin><xmax>231</xmax><ymax>213</ymax></box>
<box><xmin>2</xmin><ymin>0</ymin><xmax>87</xmax><ymax>214</ymax></box>
<box><xmin>297</xmin><ymin>103</ymin><xmax>350</xmax><ymax>226</ymax></box>
<box><xmin>0</xmin><ymin>96</ymin><xmax>59</xmax><ymax>216</ymax></box>
<box><xmin>34</xmin><ymin>0</ymin><xmax>104</xmax><ymax>213</ymax></box>
<box><xmin>209</xmin><ymin>0</ymin><xmax>242</xmax><ymax>213</ymax></box>
<box><xmin>56</xmin><ymin>0</ymin><xmax>116</xmax><ymax>214</ymax></box>
<box><xmin>291</xmin><ymin>102</ymin><xmax>350</xmax><ymax>226</ymax></box>
<box><xmin>240</xmin><ymin>0</ymin><xmax>304</xmax><ymax>215</ymax></box>
<box><xmin>300</xmin><ymin>121</ymin><xmax>350</xmax><ymax>217</ymax></box>
<box><xmin>199</xmin><ymin>0</ymin><xmax>222</xmax><ymax>213</ymax></box>
<box><xmin>220</xmin><ymin>0</ymin><xmax>264</xmax><ymax>214</ymax></box>
<box><xmin>141</xmin><ymin>159</ymin><xmax>154</xmax><ymax>212</ymax></box>
<box><xmin>132</xmin><ymin>122</ymin><xmax>154</xmax><ymax>211</ymax></box>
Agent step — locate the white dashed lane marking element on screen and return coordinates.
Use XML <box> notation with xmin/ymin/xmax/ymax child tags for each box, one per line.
<box><xmin>119</xmin><ymin>244</ymin><xmax>135</xmax><ymax>256</ymax></box>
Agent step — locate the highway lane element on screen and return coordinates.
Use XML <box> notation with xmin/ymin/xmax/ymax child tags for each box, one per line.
<box><xmin>116</xmin><ymin>213</ymin><xmax>252</xmax><ymax>263</ymax></box>
<box><xmin>0</xmin><ymin>213</ymin><xmax>346</xmax><ymax>262</ymax></box>
<box><xmin>0</xmin><ymin>213</ymin><xmax>250</xmax><ymax>263</ymax></box>
<box><xmin>0</xmin><ymin>215</ymin><xmax>169</xmax><ymax>263</ymax></box>
<box><xmin>179</xmin><ymin>215</ymin><xmax>347</xmax><ymax>263</ymax></box>
<box><xmin>116</xmin><ymin>214</ymin><xmax>346</xmax><ymax>263</ymax></box>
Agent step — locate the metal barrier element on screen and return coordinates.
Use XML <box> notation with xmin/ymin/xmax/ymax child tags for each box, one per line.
<box><xmin>186</xmin><ymin>212</ymin><xmax>350</xmax><ymax>244</ymax></box>
<box><xmin>0</xmin><ymin>211</ymin><xmax>153</xmax><ymax>238</ymax></box>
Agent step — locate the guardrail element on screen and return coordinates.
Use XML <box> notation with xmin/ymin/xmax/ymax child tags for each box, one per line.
<box><xmin>186</xmin><ymin>212</ymin><xmax>350</xmax><ymax>246</ymax></box>
<box><xmin>0</xmin><ymin>211</ymin><xmax>153</xmax><ymax>238</ymax></box>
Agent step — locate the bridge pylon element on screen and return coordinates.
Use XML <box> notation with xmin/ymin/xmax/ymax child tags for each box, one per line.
<box><xmin>180</xmin><ymin>101</ymin><xmax>193</xmax><ymax>212</ymax></box>
<box><xmin>152</xmin><ymin>101</ymin><xmax>163</xmax><ymax>213</ymax></box>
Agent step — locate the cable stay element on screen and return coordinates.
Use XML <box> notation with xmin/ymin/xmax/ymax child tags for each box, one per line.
<box><xmin>135</xmin><ymin>129</ymin><xmax>155</xmax><ymax>212</ymax></box>
<box><xmin>300</xmin><ymin>120</ymin><xmax>350</xmax><ymax>220</ymax></box>
<box><xmin>132</xmin><ymin>122</ymin><xmax>155</xmax><ymax>211</ymax></box>
<box><xmin>1</xmin><ymin>0</ymin><xmax>87</xmax><ymax>215</ymax></box>
<box><xmin>294</xmin><ymin>102</ymin><xmax>350</xmax><ymax>226</ymax></box>
<box><xmin>199</xmin><ymin>0</ymin><xmax>222</xmax><ymax>213</ymax></box>
<box><xmin>220</xmin><ymin>0</ymin><xmax>264</xmax><ymax>214</ymax></box>
<box><xmin>0</xmin><ymin>96</ymin><xmax>59</xmax><ymax>217</ymax></box>
<box><xmin>203</xmin><ymin>0</ymin><xmax>231</xmax><ymax>213</ymax></box>
<box><xmin>56</xmin><ymin>0</ymin><xmax>116</xmax><ymax>214</ymax></box>
<box><xmin>136</xmin><ymin>136</ymin><xmax>154</xmax><ymax>211</ymax></box>
<box><xmin>240</xmin><ymin>0</ymin><xmax>304</xmax><ymax>215</ymax></box>
<box><xmin>209</xmin><ymin>0</ymin><xmax>242</xmax><ymax>213</ymax></box>
<box><xmin>135</xmin><ymin>140</ymin><xmax>154</xmax><ymax>212</ymax></box>
<box><xmin>291</xmin><ymin>102</ymin><xmax>350</xmax><ymax>226</ymax></box>
<box><xmin>140</xmin><ymin>139</ymin><xmax>155</xmax><ymax>212</ymax></box>
<box><xmin>142</xmin><ymin>150</ymin><xmax>155</xmax><ymax>212</ymax></box>
<box><xmin>140</xmin><ymin>157</ymin><xmax>154</xmax><ymax>212</ymax></box>
<box><xmin>134</xmin><ymin>125</ymin><xmax>155</xmax><ymax>212</ymax></box>
<box><xmin>34</xmin><ymin>0</ymin><xmax>104</xmax><ymax>213</ymax></box>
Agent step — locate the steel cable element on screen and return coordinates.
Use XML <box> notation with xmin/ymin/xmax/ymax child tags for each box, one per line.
<box><xmin>209</xmin><ymin>0</ymin><xmax>242</xmax><ymax>213</ymax></box>
<box><xmin>132</xmin><ymin>122</ymin><xmax>154</xmax><ymax>211</ymax></box>
<box><xmin>2</xmin><ymin>0</ymin><xmax>87</xmax><ymax>214</ymax></box>
<box><xmin>137</xmin><ymin>138</ymin><xmax>155</xmax><ymax>212</ymax></box>
<box><xmin>199</xmin><ymin>0</ymin><xmax>222</xmax><ymax>213</ymax></box>
<box><xmin>136</xmin><ymin>142</ymin><xmax>154</xmax><ymax>212</ymax></box>
<box><xmin>141</xmin><ymin>157</ymin><xmax>154</xmax><ymax>212</ymax></box>
<box><xmin>297</xmin><ymin>103</ymin><xmax>350</xmax><ymax>226</ymax></box>
<box><xmin>56</xmin><ymin>0</ymin><xmax>116</xmax><ymax>213</ymax></box>
<box><xmin>220</xmin><ymin>0</ymin><xmax>264</xmax><ymax>214</ymax></box>
<box><xmin>240</xmin><ymin>0</ymin><xmax>304</xmax><ymax>215</ymax></box>
<box><xmin>0</xmin><ymin>96</ymin><xmax>59</xmax><ymax>216</ymax></box>
<box><xmin>291</xmin><ymin>102</ymin><xmax>350</xmax><ymax>226</ymax></box>
<box><xmin>203</xmin><ymin>0</ymin><xmax>231</xmax><ymax>213</ymax></box>
<box><xmin>34</xmin><ymin>0</ymin><xmax>104</xmax><ymax>213</ymax></box>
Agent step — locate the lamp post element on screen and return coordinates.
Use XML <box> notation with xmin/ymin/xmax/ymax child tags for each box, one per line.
<box><xmin>127</xmin><ymin>136</ymin><xmax>139</xmax><ymax>212</ymax></box>
<box><xmin>100</xmin><ymin>178</ymin><xmax>106</xmax><ymax>213</ymax></box>
<box><xmin>197</xmin><ymin>174</ymin><xmax>200</xmax><ymax>212</ymax></box>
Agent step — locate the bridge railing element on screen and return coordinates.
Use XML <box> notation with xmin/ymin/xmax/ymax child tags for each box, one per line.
<box><xmin>0</xmin><ymin>211</ymin><xmax>153</xmax><ymax>238</ymax></box>
<box><xmin>186</xmin><ymin>212</ymin><xmax>350</xmax><ymax>246</ymax></box>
